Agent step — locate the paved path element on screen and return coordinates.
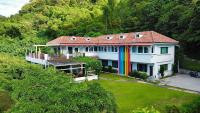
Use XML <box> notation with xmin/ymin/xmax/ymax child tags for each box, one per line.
<box><xmin>160</xmin><ymin>74</ymin><xmax>200</xmax><ymax>92</ymax></box>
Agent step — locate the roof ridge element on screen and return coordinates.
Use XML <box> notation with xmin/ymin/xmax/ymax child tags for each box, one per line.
<box><xmin>47</xmin><ymin>31</ymin><xmax>178</xmax><ymax>45</ymax></box>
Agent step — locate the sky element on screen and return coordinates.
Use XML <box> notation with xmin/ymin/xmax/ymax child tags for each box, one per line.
<box><xmin>0</xmin><ymin>0</ymin><xmax>29</xmax><ymax>17</ymax></box>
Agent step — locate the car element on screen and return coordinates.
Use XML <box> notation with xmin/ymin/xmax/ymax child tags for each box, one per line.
<box><xmin>189</xmin><ymin>71</ymin><xmax>200</xmax><ymax>78</ymax></box>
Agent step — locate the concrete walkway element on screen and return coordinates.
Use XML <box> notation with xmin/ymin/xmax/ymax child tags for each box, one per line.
<box><xmin>160</xmin><ymin>74</ymin><xmax>200</xmax><ymax>93</ymax></box>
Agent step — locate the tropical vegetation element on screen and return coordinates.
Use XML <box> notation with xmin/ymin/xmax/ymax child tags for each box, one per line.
<box><xmin>0</xmin><ymin>0</ymin><xmax>200</xmax><ymax>60</ymax></box>
<box><xmin>0</xmin><ymin>53</ymin><xmax>116</xmax><ymax>113</ymax></box>
<box><xmin>71</xmin><ymin>56</ymin><xmax>102</xmax><ymax>75</ymax></box>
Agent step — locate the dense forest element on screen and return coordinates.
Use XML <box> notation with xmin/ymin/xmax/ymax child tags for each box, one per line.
<box><xmin>0</xmin><ymin>0</ymin><xmax>200</xmax><ymax>59</ymax></box>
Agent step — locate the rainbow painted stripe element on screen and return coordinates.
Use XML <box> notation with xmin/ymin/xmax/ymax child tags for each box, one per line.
<box><xmin>118</xmin><ymin>46</ymin><xmax>131</xmax><ymax>75</ymax></box>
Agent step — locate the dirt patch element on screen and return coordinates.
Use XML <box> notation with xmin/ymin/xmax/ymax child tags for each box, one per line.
<box><xmin>0</xmin><ymin>91</ymin><xmax>13</xmax><ymax>112</ymax></box>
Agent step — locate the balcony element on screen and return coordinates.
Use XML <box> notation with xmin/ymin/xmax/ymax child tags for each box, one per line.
<box><xmin>25</xmin><ymin>52</ymin><xmax>85</xmax><ymax>65</ymax></box>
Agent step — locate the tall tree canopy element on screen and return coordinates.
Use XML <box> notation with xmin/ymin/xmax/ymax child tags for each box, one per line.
<box><xmin>0</xmin><ymin>0</ymin><xmax>200</xmax><ymax>59</ymax></box>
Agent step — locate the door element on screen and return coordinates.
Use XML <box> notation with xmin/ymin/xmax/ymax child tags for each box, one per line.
<box><xmin>68</xmin><ymin>47</ymin><xmax>73</xmax><ymax>54</ymax></box>
<box><xmin>150</xmin><ymin>66</ymin><xmax>153</xmax><ymax>76</ymax></box>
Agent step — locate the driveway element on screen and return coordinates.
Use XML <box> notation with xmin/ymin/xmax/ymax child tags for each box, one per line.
<box><xmin>160</xmin><ymin>74</ymin><xmax>200</xmax><ymax>92</ymax></box>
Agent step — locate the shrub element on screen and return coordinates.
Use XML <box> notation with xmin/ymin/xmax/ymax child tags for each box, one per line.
<box><xmin>165</xmin><ymin>105</ymin><xmax>180</xmax><ymax>113</ymax></box>
<box><xmin>181</xmin><ymin>57</ymin><xmax>200</xmax><ymax>72</ymax></box>
<box><xmin>159</xmin><ymin>66</ymin><xmax>165</xmax><ymax>78</ymax></box>
<box><xmin>139</xmin><ymin>72</ymin><xmax>148</xmax><ymax>80</ymax></box>
<box><xmin>102</xmin><ymin>66</ymin><xmax>117</xmax><ymax>73</ymax></box>
<box><xmin>172</xmin><ymin>64</ymin><xmax>178</xmax><ymax>74</ymax></box>
<box><xmin>108</xmin><ymin>65</ymin><xmax>113</xmax><ymax>72</ymax></box>
<box><xmin>107</xmin><ymin>66</ymin><xmax>117</xmax><ymax>73</ymax></box>
<box><xmin>128</xmin><ymin>71</ymin><xmax>148</xmax><ymax>80</ymax></box>
<box><xmin>0</xmin><ymin>75</ymin><xmax>12</xmax><ymax>91</ymax></box>
<box><xmin>132</xmin><ymin>107</ymin><xmax>160</xmax><ymax>113</ymax></box>
<box><xmin>129</xmin><ymin>71</ymin><xmax>140</xmax><ymax>78</ymax></box>
<box><xmin>102</xmin><ymin>66</ymin><xmax>107</xmax><ymax>72</ymax></box>
<box><xmin>180</xmin><ymin>97</ymin><xmax>200</xmax><ymax>113</ymax></box>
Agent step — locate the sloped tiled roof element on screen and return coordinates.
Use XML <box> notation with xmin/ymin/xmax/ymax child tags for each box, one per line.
<box><xmin>47</xmin><ymin>31</ymin><xmax>178</xmax><ymax>46</ymax></box>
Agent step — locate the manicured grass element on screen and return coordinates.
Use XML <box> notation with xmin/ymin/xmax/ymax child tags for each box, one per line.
<box><xmin>96</xmin><ymin>73</ymin><xmax>200</xmax><ymax>113</ymax></box>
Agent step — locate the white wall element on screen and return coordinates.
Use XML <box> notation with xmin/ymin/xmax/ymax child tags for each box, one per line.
<box><xmin>97</xmin><ymin>52</ymin><xmax>118</xmax><ymax>60</ymax></box>
<box><xmin>58</xmin><ymin>44</ymin><xmax>176</xmax><ymax>78</ymax></box>
<box><xmin>131</xmin><ymin>63</ymin><xmax>137</xmax><ymax>71</ymax></box>
<box><xmin>130</xmin><ymin>53</ymin><xmax>154</xmax><ymax>63</ymax></box>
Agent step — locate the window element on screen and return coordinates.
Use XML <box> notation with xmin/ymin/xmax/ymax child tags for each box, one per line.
<box><xmin>99</xmin><ymin>46</ymin><xmax>104</xmax><ymax>52</ymax></box>
<box><xmin>102</xmin><ymin>60</ymin><xmax>108</xmax><ymax>66</ymax></box>
<box><xmin>85</xmin><ymin>47</ymin><xmax>89</xmax><ymax>52</ymax></box>
<box><xmin>108</xmin><ymin>46</ymin><xmax>111</xmax><ymax>52</ymax></box>
<box><xmin>111</xmin><ymin>46</ymin><xmax>114</xmax><ymax>52</ymax></box>
<box><xmin>111</xmin><ymin>46</ymin><xmax>118</xmax><ymax>52</ymax></box>
<box><xmin>137</xmin><ymin>64</ymin><xmax>147</xmax><ymax>72</ymax></box>
<box><xmin>160</xmin><ymin>64</ymin><xmax>168</xmax><ymax>71</ymax></box>
<box><xmin>71</xmin><ymin>37</ymin><xmax>76</xmax><ymax>41</ymax></box>
<box><xmin>104</xmin><ymin>46</ymin><xmax>107</xmax><ymax>52</ymax></box>
<box><xmin>86</xmin><ymin>38</ymin><xmax>91</xmax><ymax>41</ymax></box>
<box><xmin>74</xmin><ymin>48</ymin><xmax>79</xmax><ymax>53</ymax></box>
<box><xmin>151</xmin><ymin>46</ymin><xmax>154</xmax><ymax>53</ymax></box>
<box><xmin>135</xmin><ymin>32</ymin><xmax>143</xmax><ymax>38</ymax></box>
<box><xmin>94</xmin><ymin>46</ymin><xmax>97</xmax><ymax>52</ymax></box>
<box><xmin>98</xmin><ymin>47</ymin><xmax>100</xmax><ymax>51</ymax></box>
<box><xmin>132</xmin><ymin>46</ymin><xmax>137</xmax><ymax>53</ymax></box>
<box><xmin>144</xmin><ymin>47</ymin><xmax>148</xmax><ymax>53</ymax></box>
<box><xmin>161</xmin><ymin>47</ymin><xmax>168</xmax><ymax>54</ymax></box>
<box><xmin>68</xmin><ymin>47</ymin><xmax>73</xmax><ymax>54</ymax></box>
<box><xmin>89</xmin><ymin>47</ymin><xmax>93</xmax><ymax>52</ymax></box>
<box><xmin>114</xmin><ymin>47</ymin><xmax>118</xmax><ymax>52</ymax></box>
<box><xmin>138</xmin><ymin>46</ymin><xmax>143</xmax><ymax>53</ymax></box>
<box><xmin>106</xmin><ymin>36</ymin><xmax>113</xmax><ymax>40</ymax></box>
<box><xmin>112</xmin><ymin>61</ymin><xmax>118</xmax><ymax>68</ymax></box>
<box><xmin>120</xmin><ymin>35</ymin><xmax>125</xmax><ymax>39</ymax></box>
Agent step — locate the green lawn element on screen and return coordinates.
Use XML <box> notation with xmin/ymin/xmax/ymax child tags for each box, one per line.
<box><xmin>95</xmin><ymin>73</ymin><xmax>200</xmax><ymax>113</ymax></box>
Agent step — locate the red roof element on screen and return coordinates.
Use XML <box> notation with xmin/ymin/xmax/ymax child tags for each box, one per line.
<box><xmin>47</xmin><ymin>31</ymin><xmax>178</xmax><ymax>46</ymax></box>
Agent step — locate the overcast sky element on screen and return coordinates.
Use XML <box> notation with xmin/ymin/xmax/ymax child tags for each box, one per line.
<box><xmin>0</xmin><ymin>0</ymin><xmax>29</xmax><ymax>17</ymax></box>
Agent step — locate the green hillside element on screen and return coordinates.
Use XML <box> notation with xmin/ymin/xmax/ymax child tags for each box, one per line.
<box><xmin>0</xmin><ymin>0</ymin><xmax>200</xmax><ymax>59</ymax></box>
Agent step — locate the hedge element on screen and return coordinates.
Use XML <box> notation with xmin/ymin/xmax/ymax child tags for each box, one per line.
<box><xmin>128</xmin><ymin>71</ymin><xmax>148</xmax><ymax>80</ymax></box>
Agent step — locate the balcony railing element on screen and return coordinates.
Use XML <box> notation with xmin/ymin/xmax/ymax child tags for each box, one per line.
<box><xmin>26</xmin><ymin>52</ymin><xmax>85</xmax><ymax>65</ymax></box>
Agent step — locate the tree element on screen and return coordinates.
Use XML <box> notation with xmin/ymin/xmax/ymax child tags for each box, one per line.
<box><xmin>103</xmin><ymin>0</ymin><xmax>118</xmax><ymax>32</ymax></box>
<box><xmin>0</xmin><ymin>53</ymin><xmax>117</xmax><ymax>113</ymax></box>
<box><xmin>11</xmin><ymin>67</ymin><xmax>116</xmax><ymax>113</ymax></box>
<box><xmin>72</xmin><ymin>56</ymin><xmax>102</xmax><ymax>75</ymax></box>
<box><xmin>5</xmin><ymin>26</ymin><xmax>21</xmax><ymax>38</ymax></box>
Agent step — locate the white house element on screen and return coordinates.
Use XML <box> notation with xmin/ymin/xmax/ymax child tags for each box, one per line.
<box><xmin>26</xmin><ymin>31</ymin><xmax>178</xmax><ymax>79</ymax></box>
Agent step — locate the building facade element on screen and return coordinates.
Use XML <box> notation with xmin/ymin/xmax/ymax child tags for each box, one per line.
<box><xmin>31</xmin><ymin>31</ymin><xmax>178</xmax><ymax>79</ymax></box>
